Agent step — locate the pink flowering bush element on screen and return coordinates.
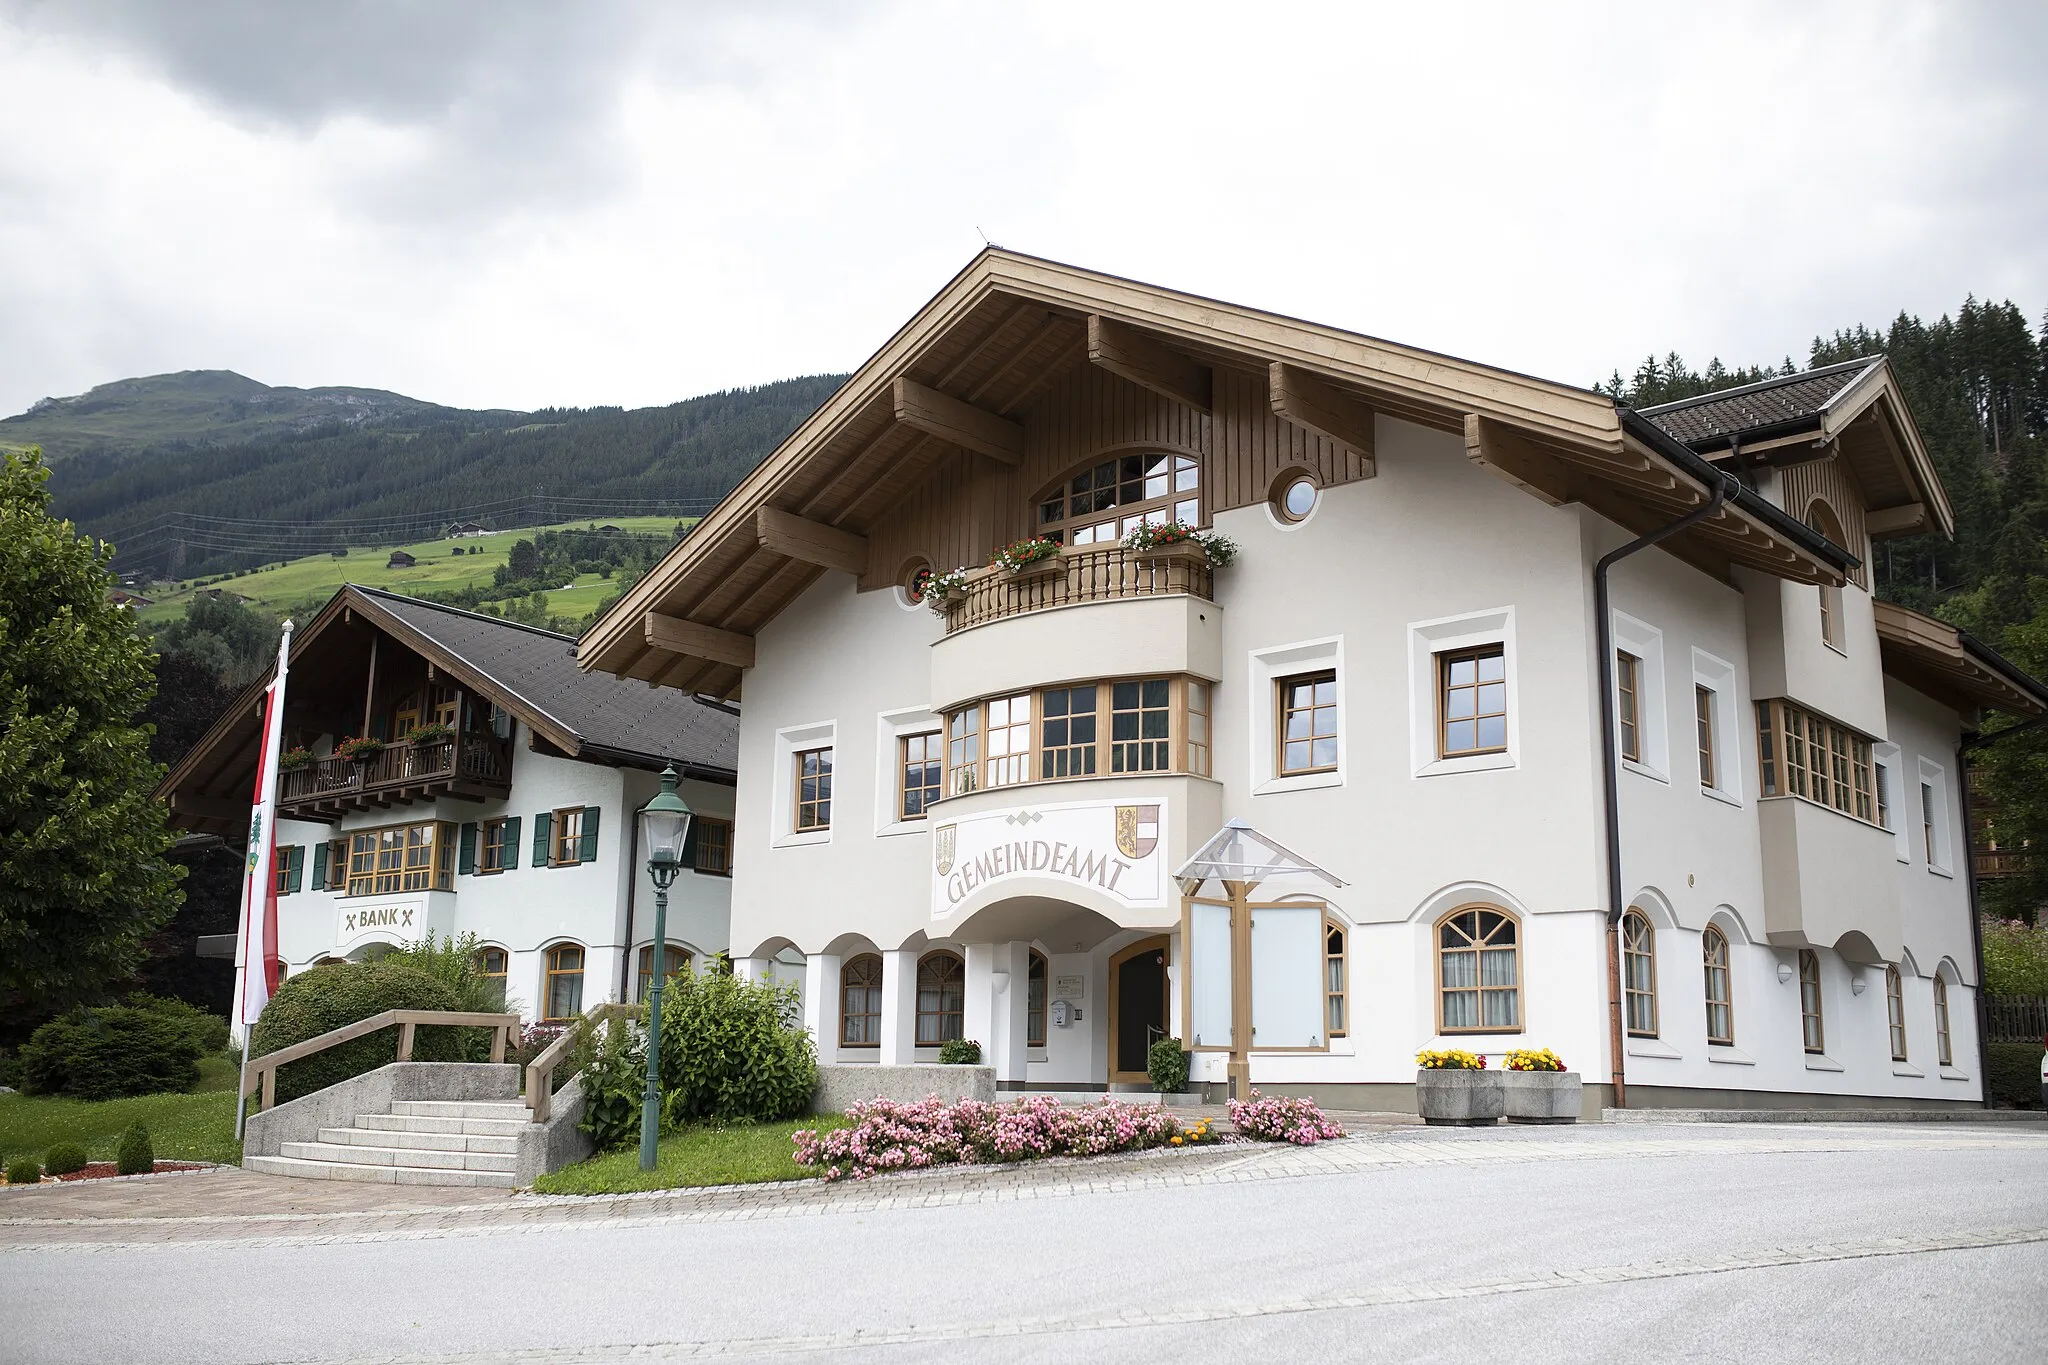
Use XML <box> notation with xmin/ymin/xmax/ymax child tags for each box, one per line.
<box><xmin>1226</xmin><ymin>1090</ymin><xmax>1345</xmax><ymax>1145</ymax></box>
<box><xmin>792</xmin><ymin>1094</ymin><xmax>1186</xmax><ymax>1182</ymax></box>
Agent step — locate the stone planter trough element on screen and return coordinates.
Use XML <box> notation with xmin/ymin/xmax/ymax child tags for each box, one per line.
<box><xmin>1415</xmin><ymin>1068</ymin><xmax>1501</xmax><ymax>1126</ymax></box>
<box><xmin>1502</xmin><ymin>1070</ymin><xmax>1581</xmax><ymax>1123</ymax></box>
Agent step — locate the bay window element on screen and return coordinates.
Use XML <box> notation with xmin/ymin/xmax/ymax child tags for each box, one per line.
<box><xmin>937</xmin><ymin>675</ymin><xmax>1211</xmax><ymax>796</ymax></box>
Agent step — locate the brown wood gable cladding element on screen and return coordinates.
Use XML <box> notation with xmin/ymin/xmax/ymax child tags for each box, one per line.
<box><xmin>580</xmin><ymin>248</ymin><xmax>1845</xmax><ymax>693</ymax></box>
<box><xmin>1777</xmin><ymin>453</ymin><xmax>1872</xmax><ymax>589</ymax></box>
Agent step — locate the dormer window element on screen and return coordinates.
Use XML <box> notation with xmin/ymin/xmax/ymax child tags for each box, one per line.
<box><xmin>1037</xmin><ymin>453</ymin><xmax>1201</xmax><ymax>545</ymax></box>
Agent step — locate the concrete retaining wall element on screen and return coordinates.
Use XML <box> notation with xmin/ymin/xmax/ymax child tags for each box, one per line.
<box><xmin>517</xmin><ymin>1077</ymin><xmax>592</xmax><ymax>1183</ymax></box>
<box><xmin>243</xmin><ymin>1062</ymin><xmax>520</xmax><ymax>1159</ymax></box>
<box><xmin>812</xmin><ymin>1064</ymin><xmax>996</xmax><ymax>1114</ymax></box>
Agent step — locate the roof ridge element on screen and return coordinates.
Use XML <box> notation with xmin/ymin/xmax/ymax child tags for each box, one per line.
<box><xmin>1636</xmin><ymin>355</ymin><xmax>1883</xmax><ymax>416</ymax></box>
<box><xmin>346</xmin><ymin>584</ymin><xmax>580</xmax><ymax>646</ymax></box>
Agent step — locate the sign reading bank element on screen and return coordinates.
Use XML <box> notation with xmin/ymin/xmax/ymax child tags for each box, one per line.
<box><xmin>933</xmin><ymin>799</ymin><xmax>1166</xmax><ymax>918</ymax></box>
<box><xmin>336</xmin><ymin>900</ymin><xmax>423</xmax><ymax>952</ymax></box>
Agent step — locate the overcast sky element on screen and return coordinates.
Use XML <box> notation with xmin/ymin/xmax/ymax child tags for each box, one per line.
<box><xmin>3</xmin><ymin>1</ymin><xmax>2043</xmax><ymax>418</ymax></box>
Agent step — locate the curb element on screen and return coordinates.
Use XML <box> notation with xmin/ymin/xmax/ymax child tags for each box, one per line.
<box><xmin>1602</xmin><ymin>1108</ymin><xmax>2048</xmax><ymax>1124</ymax></box>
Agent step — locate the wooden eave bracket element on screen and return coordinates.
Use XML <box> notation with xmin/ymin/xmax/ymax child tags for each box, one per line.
<box><xmin>891</xmin><ymin>376</ymin><xmax>1022</xmax><ymax>465</ymax></box>
<box><xmin>1269</xmin><ymin>362</ymin><xmax>1376</xmax><ymax>467</ymax></box>
<box><xmin>1464</xmin><ymin>414</ymin><xmax>1568</xmax><ymax>507</ymax></box>
<box><xmin>643</xmin><ymin>612</ymin><xmax>756</xmax><ymax>671</ymax></box>
<box><xmin>1087</xmin><ymin>315</ymin><xmax>1212</xmax><ymax>413</ymax></box>
<box><xmin>756</xmin><ymin>506</ymin><xmax>869</xmax><ymax>577</ymax></box>
<box><xmin>1866</xmin><ymin>502</ymin><xmax>1928</xmax><ymax>538</ymax></box>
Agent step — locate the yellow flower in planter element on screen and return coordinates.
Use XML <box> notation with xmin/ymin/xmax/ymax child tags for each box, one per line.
<box><xmin>1504</xmin><ymin>1047</ymin><xmax>1566</xmax><ymax>1072</ymax></box>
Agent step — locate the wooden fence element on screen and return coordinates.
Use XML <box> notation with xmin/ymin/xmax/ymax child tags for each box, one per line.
<box><xmin>1984</xmin><ymin>995</ymin><xmax>2048</xmax><ymax>1045</ymax></box>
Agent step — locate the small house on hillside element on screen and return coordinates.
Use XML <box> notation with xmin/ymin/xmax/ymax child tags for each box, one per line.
<box><xmin>107</xmin><ymin>589</ymin><xmax>154</xmax><ymax>608</ymax></box>
<box><xmin>387</xmin><ymin>550</ymin><xmax>417</xmax><ymax>568</ymax></box>
<box><xmin>445</xmin><ymin>521</ymin><xmax>490</xmax><ymax>539</ymax></box>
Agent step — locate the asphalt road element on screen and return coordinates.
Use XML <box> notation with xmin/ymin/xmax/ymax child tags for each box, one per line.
<box><xmin>5</xmin><ymin>1123</ymin><xmax>2047</xmax><ymax>1363</ymax></box>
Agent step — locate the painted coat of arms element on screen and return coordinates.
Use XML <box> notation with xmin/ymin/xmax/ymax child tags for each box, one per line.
<box><xmin>1115</xmin><ymin>804</ymin><xmax>1159</xmax><ymax>859</ymax></box>
<box><xmin>934</xmin><ymin>823</ymin><xmax>958</xmax><ymax>876</ymax></box>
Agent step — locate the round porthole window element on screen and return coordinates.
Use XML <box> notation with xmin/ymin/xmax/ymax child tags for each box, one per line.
<box><xmin>1280</xmin><ymin>476</ymin><xmax>1318</xmax><ymax>522</ymax></box>
<box><xmin>898</xmin><ymin>560</ymin><xmax>933</xmax><ymax>610</ymax></box>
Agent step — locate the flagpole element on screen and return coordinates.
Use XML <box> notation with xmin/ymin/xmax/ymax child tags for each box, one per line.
<box><xmin>234</xmin><ymin>619</ymin><xmax>294</xmax><ymax>1141</ymax></box>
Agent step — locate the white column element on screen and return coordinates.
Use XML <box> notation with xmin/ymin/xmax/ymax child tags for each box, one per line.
<box><xmin>734</xmin><ymin>955</ymin><xmax>771</xmax><ymax>984</ymax></box>
<box><xmin>879</xmin><ymin>949</ymin><xmax>919</xmax><ymax>1064</ymax></box>
<box><xmin>805</xmin><ymin>952</ymin><xmax>842</xmax><ymax>1066</ymax></box>
<box><xmin>994</xmin><ymin>940</ymin><xmax>1031</xmax><ymax>1088</ymax></box>
<box><xmin>964</xmin><ymin>943</ymin><xmax>998</xmax><ymax>1071</ymax></box>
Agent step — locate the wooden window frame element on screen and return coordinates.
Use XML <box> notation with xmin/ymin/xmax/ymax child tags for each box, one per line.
<box><xmin>1036</xmin><ymin>451</ymin><xmax>1204</xmax><ymax>546</ymax></box>
<box><xmin>1622</xmin><ymin>910</ymin><xmax>1658</xmax><ymax>1038</ymax></box>
<box><xmin>1885</xmin><ymin>964</ymin><xmax>1908</xmax><ymax>1063</ymax></box>
<box><xmin>1324</xmin><ymin>917</ymin><xmax>1348</xmax><ymax>1040</ymax></box>
<box><xmin>325</xmin><ymin>838</ymin><xmax>349</xmax><ymax>890</ymax></box>
<box><xmin>1797</xmin><ymin>949</ymin><xmax>1825</xmax><ymax>1054</ymax></box>
<box><xmin>1695</xmin><ymin>685</ymin><xmax>1717</xmax><ymax>789</ymax></box>
<box><xmin>1434</xmin><ymin>904</ymin><xmax>1522</xmax><ymax>1035</ymax></box>
<box><xmin>1039</xmin><ymin>685</ymin><xmax>1100</xmax><ymax>781</ymax></box>
<box><xmin>914</xmin><ymin>950</ymin><xmax>966</xmax><ymax>1046</ymax></box>
<box><xmin>474</xmin><ymin>945</ymin><xmax>509</xmax><ymax>1007</ymax></box>
<box><xmin>1187</xmin><ymin>679</ymin><xmax>1212</xmax><ymax>778</ymax></box>
<box><xmin>344</xmin><ymin>819</ymin><xmax>456</xmax><ymax>897</ymax></box>
<box><xmin>551</xmin><ymin>806</ymin><xmax>586</xmax><ymax>867</ymax></box>
<box><xmin>1109</xmin><ymin>677</ymin><xmax>1173</xmax><ymax>775</ymax></box>
<box><xmin>1806</xmin><ymin>502</ymin><xmax>1847</xmax><ymax>649</ymax></box>
<box><xmin>840</xmin><ymin>954</ymin><xmax>883</xmax><ymax>1049</ymax></box>
<box><xmin>1616</xmin><ymin>651</ymin><xmax>1642</xmax><ymax>764</ymax></box>
<box><xmin>1276</xmin><ymin>670</ymin><xmax>1339</xmax><ymax>778</ymax></box>
<box><xmin>1027</xmin><ymin>950</ymin><xmax>1049</xmax><ymax>1049</ymax></box>
<box><xmin>946</xmin><ymin>708</ymin><xmax>980</xmax><ymax>796</ymax></box>
<box><xmin>478</xmin><ymin>818</ymin><xmax>508</xmax><ymax>875</ymax></box>
<box><xmin>898</xmin><ymin>731</ymin><xmax>943</xmax><ymax>821</ymax></box>
<box><xmin>1932</xmin><ymin>974</ymin><xmax>1952</xmax><ymax>1067</ymax></box>
<box><xmin>543</xmin><ymin>942</ymin><xmax>585</xmax><ymax>1022</ymax></box>
<box><xmin>984</xmin><ymin>693</ymin><xmax>1034</xmax><ymax>788</ymax></box>
<box><xmin>1702</xmin><ymin>925</ymin><xmax>1734</xmax><ymax>1046</ymax></box>
<box><xmin>636</xmin><ymin>943</ymin><xmax>691</xmax><ymax>1004</ymax></box>
<box><xmin>693</xmin><ymin>816</ymin><xmax>733</xmax><ymax>876</ymax></box>
<box><xmin>1921</xmin><ymin>782</ymin><xmax>1936</xmax><ymax>867</ymax></box>
<box><xmin>794</xmin><ymin>747</ymin><xmax>833</xmax><ymax>832</ymax></box>
<box><xmin>1438</xmin><ymin>646</ymin><xmax>1508</xmax><ymax>759</ymax></box>
<box><xmin>939</xmin><ymin>675</ymin><xmax>1206</xmax><ymax>796</ymax></box>
<box><xmin>1754</xmin><ymin>700</ymin><xmax>1879</xmax><ymax>826</ymax></box>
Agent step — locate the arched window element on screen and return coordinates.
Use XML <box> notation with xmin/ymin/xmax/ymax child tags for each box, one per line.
<box><xmin>1325</xmin><ymin>918</ymin><xmax>1348</xmax><ymax>1039</ymax></box>
<box><xmin>544</xmin><ymin>943</ymin><xmax>585</xmax><ymax>1021</ymax></box>
<box><xmin>1702</xmin><ymin>926</ymin><xmax>1734</xmax><ymax>1045</ymax></box>
<box><xmin>637</xmin><ymin>944</ymin><xmax>691</xmax><ymax>1003</ymax></box>
<box><xmin>1885</xmin><ymin>964</ymin><xmax>1908</xmax><ymax>1062</ymax></box>
<box><xmin>1622</xmin><ymin>911</ymin><xmax>1658</xmax><ymax>1037</ymax></box>
<box><xmin>1797</xmin><ymin>950</ymin><xmax>1824</xmax><ymax>1054</ymax></box>
<box><xmin>474</xmin><ymin>946</ymin><xmax>508</xmax><ymax>1008</ymax></box>
<box><xmin>840</xmin><ymin>954</ymin><xmax>883</xmax><ymax>1048</ymax></box>
<box><xmin>1037</xmin><ymin>452</ymin><xmax>1202</xmax><ymax>545</ymax></box>
<box><xmin>915</xmin><ymin>951</ymin><xmax>965</xmax><ymax>1045</ymax></box>
<box><xmin>1932</xmin><ymin>973</ymin><xmax>1953</xmax><ymax>1067</ymax></box>
<box><xmin>1027</xmin><ymin>951</ymin><xmax>1048</xmax><ymax>1048</ymax></box>
<box><xmin>1806</xmin><ymin>502</ymin><xmax>1847</xmax><ymax>648</ymax></box>
<box><xmin>1436</xmin><ymin>906</ymin><xmax>1520</xmax><ymax>1034</ymax></box>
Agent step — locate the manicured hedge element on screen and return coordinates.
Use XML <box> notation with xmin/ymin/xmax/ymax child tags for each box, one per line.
<box><xmin>1986</xmin><ymin>1042</ymin><xmax>2045</xmax><ymax>1109</ymax></box>
<box><xmin>17</xmin><ymin>1005</ymin><xmax>203</xmax><ymax>1100</ymax></box>
<box><xmin>249</xmin><ymin>960</ymin><xmax>464</xmax><ymax>1103</ymax></box>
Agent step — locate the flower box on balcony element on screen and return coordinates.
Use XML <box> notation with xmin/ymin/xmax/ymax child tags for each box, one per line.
<box><xmin>1131</xmin><ymin>539</ymin><xmax>1208</xmax><ymax>566</ymax></box>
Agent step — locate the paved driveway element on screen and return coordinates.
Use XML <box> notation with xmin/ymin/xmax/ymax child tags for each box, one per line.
<box><xmin>4</xmin><ymin>1122</ymin><xmax>2046</xmax><ymax>1362</ymax></box>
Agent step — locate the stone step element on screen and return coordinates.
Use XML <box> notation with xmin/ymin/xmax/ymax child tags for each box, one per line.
<box><xmin>356</xmin><ymin>1112</ymin><xmax>529</xmax><ymax>1137</ymax></box>
<box><xmin>245</xmin><ymin>1154</ymin><xmax>519</xmax><ymax>1188</ymax></box>
<box><xmin>388</xmin><ymin>1099</ymin><xmax>531</xmax><ymax>1120</ymax></box>
<box><xmin>318</xmin><ymin>1126</ymin><xmax>518</xmax><ymax>1155</ymax></box>
<box><xmin>280</xmin><ymin>1140</ymin><xmax>517</xmax><ymax>1173</ymax></box>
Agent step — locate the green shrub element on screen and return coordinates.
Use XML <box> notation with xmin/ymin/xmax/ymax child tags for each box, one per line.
<box><xmin>0</xmin><ymin>1047</ymin><xmax>18</xmax><ymax>1089</ymax></box>
<box><xmin>6</xmin><ymin>1158</ymin><xmax>42</xmax><ymax>1185</ymax></box>
<box><xmin>248</xmin><ymin>960</ymin><xmax>465</xmax><ymax>1103</ymax></box>
<box><xmin>1147</xmin><ymin>1036</ymin><xmax>1190</xmax><ymax>1094</ymax></box>
<box><xmin>656</xmin><ymin>972</ymin><xmax>816</xmax><ymax>1123</ymax></box>
<box><xmin>124</xmin><ymin>993</ymin><xmax>230</xmax><ymax>1056</ymax></box>
<box><xmin>1987</xmin><ymin>1043</ymin><xmax>2045</xmax><ymax>1109</ymax></box>
<box><xmin>1981</xmin><ymin>919</ymin><xmax>2048</xmax><ymax>996</ymax></box>
<box><xmin>937</xmin><ymin>1038</ymin><xmax>982</xmax><ymax>1066</ymax></box>
<box><xmin>574</xmin><ymin>1016</ymin><xmax>648</xmax><ymax>1151</ymax></box>
<box><xmin>43</xmin><ymin>1142</ymin><xmax>88</xmax><ymax>1176</ymax></box>
<box><xmin>18</xmin><ymin>1005</ymin><xmax>204</xmax><ymax>1099</ymax></box>
<box><xmin>116</xmin><ymin>1123</ymin><xmax>154</xmax><ymax>1175</ymax></box>
<box><xmin>384</xmin><ymin>931</ymin><xmax>524</xmax><ymax>1059</ymax></box>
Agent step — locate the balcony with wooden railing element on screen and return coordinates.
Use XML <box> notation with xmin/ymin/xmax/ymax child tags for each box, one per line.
<box><xmin>941</xmin><ymin>541</ymin><xmax>1214</xmax><ymax>634</ymax></box>
<box><xmin>278</xmin><ymin>729</ymin><xmax>513</xmax><ymax>820</ymax></box>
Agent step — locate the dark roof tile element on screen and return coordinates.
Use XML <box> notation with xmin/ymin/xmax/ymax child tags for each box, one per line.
<box><xmin>1640</xmin><ymin>357</ymin><xmax>1880</xmax><ymax>448</ymax></box>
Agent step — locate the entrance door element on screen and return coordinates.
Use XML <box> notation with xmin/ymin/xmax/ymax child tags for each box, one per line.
<box><xmin>1109</xmin><ymin>936</ymin><xmax>1170</xmax><ymax>1083</ymax></box>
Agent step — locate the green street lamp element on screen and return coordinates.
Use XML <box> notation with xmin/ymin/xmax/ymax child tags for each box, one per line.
<box><xmin>637</xmin><ymin>764</ymin><xmax>693</xmax><ymax>1171</ymax></box>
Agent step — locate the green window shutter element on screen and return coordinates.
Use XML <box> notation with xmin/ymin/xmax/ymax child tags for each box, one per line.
<box><xmin>533</xmin><ymin>813</ymin><xmax>552</xmax><ymax>867</ymax></box>
<box><xmin>679</xmin><ymin>816</ymin><xmax>699</xmax><ymax>870</ymax></box>
<box><xmin>311</xmin><ymin>841</ymin><xmax>328</xmax><ymax>891</ymax></box>
<box><xmin>284</xmin><ymin>845</ymin><xmax>304</xmax><ymax>894</ymax></box>
<box><xmin>503</xmin><ymin>816</ymin><xmax>521</xmax><ymax>870</ymax></box>
<box><xmin>579</xmin><ymin>806</ymin><xmax>600</xmax><ymax>864</ymax></box>
<box><xmin>459</xmin><ymin>823</ymin><xmax>477</xmax><ymax>875</ymax></box>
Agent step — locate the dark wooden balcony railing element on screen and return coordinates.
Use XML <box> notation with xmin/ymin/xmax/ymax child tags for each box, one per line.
<box><xmin>278</xmin><ymin>730</ymin><xmax>512</xmax><ymax>807</ymax></box>
<box><xmin>942</xmin><ymin>542</ymin><xmax>1215</xmax><ymax>634</ymax></box>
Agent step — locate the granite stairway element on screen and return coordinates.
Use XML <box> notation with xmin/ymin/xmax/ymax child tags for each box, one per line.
<box><xmin>243</xmin><ymin>1098</ymin><xmax>530</xmax><ymax>1187</ymax></box>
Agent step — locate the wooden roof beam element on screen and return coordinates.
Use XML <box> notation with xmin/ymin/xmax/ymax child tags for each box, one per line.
<box><xmin>756</xmin><ymin>507</ymin><xmax>869</xmax><ymax>577</ymax></box>
<box><xmin>644</xmin><ymin>613</ymin><xmax>756</xmax><ymax>671</ymax></box>
<box><xmin>1088</xmin><ymin>316</ymin><xmax>1212</xmax><ymax>413</ymax></box>
<box><xmin>1270</xmin><ymin>362</ymin><xmax>1377</xmax><ymax>467</ymax></box>
<box><xmin>1464</xmin><ymin>415</ymin><xmax>1570</xmax><ymax>507</ymax></box>
<box><xmin>892</xmin><ymin>377</ymin><xmax>1022</xmax><ymax>466</ymax></box>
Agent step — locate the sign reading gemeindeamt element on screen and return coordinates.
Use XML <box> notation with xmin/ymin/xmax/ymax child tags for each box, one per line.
<box><xmin>933</xmin><ymin>799</ymin><xmax>1166</xmax><ymax>919</ymax></box>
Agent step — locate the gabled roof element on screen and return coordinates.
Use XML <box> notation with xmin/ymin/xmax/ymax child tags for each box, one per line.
<box><xmin>157</xmin><ymin>585</ymin><xmax>738</xmax><ymax>833</ymax></box>
<box><xmin>579</xmin><ymin>249</ymin><xmax>1854</xmax><ymax>695</ymax></box>
<box><xmin>1642</xmin><ymin>357</ymin><xmax>1953</xmax><ymax>539</ymax></box>
<box><xmin>1873</xmin><ymin>600</ymin><xmax>2048</xmax><ymax>720</ymax></box>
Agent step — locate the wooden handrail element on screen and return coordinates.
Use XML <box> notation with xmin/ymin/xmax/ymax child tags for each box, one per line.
<box><xmin>243</xmin><ymin>1009</ymin><xmax>522</xmax><ymax>1113</ymax></box>
<box><xmin>525</xmin><ymin>1002</ymin><xmax>640</xmax><ymax>1124</ymax></box>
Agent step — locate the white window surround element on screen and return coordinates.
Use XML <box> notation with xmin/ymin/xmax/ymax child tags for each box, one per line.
<box><xmin>772</xmin><ymin>719</ymin><xmax>837</xmax><ymax>849</ymax></box>
<box><xmin>1705</xmin><ymin>1045</ymin><xmax>1757</xmax><ymax>1066</ymax></box>
<box><xmin>1803</xmin><ymin>1053</ymin><xmax>1845</xmax><ymax>1073</ymax></box>
<box><xmin>873</xmin><ymin>706</ymin><xmax>941</xmax><ymax>838</ymax></box>
<box><xmin>1940</xmin><ymin>1066</ymin><xmax>1972</xmax><ymax>1082</ymax></box>
<box><xmin>1872</xmin><ymin>742</ymin><xmax>1908</xmax><ymax>861</ymax></box>
<box><xmin>1249</xmin><ymin>635</ymin><xmax>1344</xmax><ymax>796</ymax></box>
<box><xmin>1690</xmin><ymin>648</ymin><xmax>1744</xmax><ymax>806</ymax></box>
<box><xmin>1625</xmin><ymin>1037</ymin><xmax>1682</xmax><ymax>1060</ymax></box>
<box><xmin>1918</xmin><ymin>756</ymin><xmax>1954</xmax><ymax>877</ymax></box>
<box><xmin>1409</xmin><ymin>607</ymin><xmax>1518</xmax><ymax>778</ymax></box>
<box><xmin>1610</xmin><ymin>612</ymin><xmax>1669</xmax><ymax>783</ymax></box>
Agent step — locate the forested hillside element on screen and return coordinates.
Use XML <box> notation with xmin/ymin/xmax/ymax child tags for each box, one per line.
<box><xmin>38</xmin><ymin>374</ymin><xmax>845</xmax><ymax>579</ymax></box>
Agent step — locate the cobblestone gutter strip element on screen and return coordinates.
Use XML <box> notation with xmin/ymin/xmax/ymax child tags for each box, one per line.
<box><xmin>1604</xmin><ymin>1108</ymin><xmax>2048</xmax><ymax>1124</ymax></box>
<box><xmin>6</xmin><ymin>1129</ymin><xmax>2043</xmax><ymax>1253</ymax></box>
<box><xmin>284</xmin><ymin>1226</ymin><xmax>2048</xmax><ymax>1363</ymax></box>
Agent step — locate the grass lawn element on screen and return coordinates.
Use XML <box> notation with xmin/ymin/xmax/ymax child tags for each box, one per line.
<box><xmin>533</xmin><ymin>1116</ymin><xmax>848</xmax><ymax>1195</ymax></box>
<box><xmin>0</xmin><ymin>1052</ymin><xmax>245</xmax><ymax>1168</ymax></box>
